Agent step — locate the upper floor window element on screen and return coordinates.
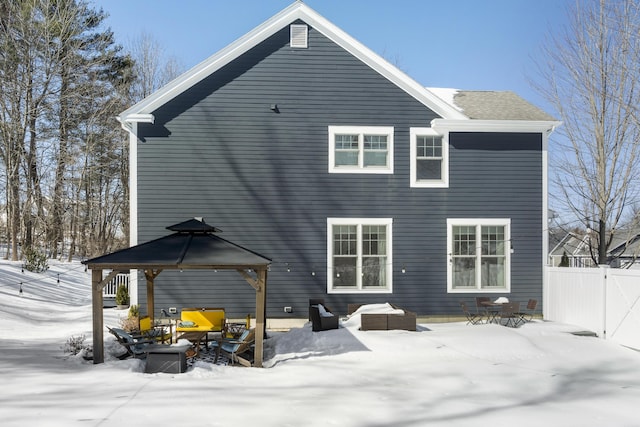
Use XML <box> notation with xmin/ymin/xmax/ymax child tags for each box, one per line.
<box><xmin>327</xmin><ymin>218</ymin><xmax>393</xmax><ymax>293</ymax></box>
<box><xmin>447</xmin><ymin>218</ymin><xmax>511</xmax><ymax>293</ymax></box>
<box><xmin>328</xmin><ymin>126</ymin><xmax>394</xmax><ymax>174</ymax></box>
<box><xmin>410</xmin><ymin>127</ymin><xmax>448</xmax><ymax>187</ymax></box>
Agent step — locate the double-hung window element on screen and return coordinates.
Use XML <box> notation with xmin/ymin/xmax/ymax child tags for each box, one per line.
<box><xmin>447</xmin><ymin>218</ymin><xmax>510</xmax><ymax>292</ymax></box>
<box><xmin>328</xmin><ymin>218</ymin><xmax>393</xmax><ymax>293</ymax></box>
<box><xmin>328</xmin><ymin>126</ymin><xmax>394</xmax><ymax>173</ymax></box>
<box><xmin>410</xmin><ymin>127</ymin><xmax>448</xmax><ymax>187</ymax></box>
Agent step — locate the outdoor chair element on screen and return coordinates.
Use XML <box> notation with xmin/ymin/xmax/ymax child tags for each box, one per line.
<box><xmin>136</xmin><ymin>315</ymin><xmax>173</xmax><ymax>344</ymax></box>
<box><xmin>309</xmin><ymin>298</ymin><xmax>327</xmax><ymax>320</ymax></box>
<box><xmin>515</xmin><ymin>299</ymin><xmax>538</xmax><ymax>324</ymax></box>
<box><xmin>499</xmin><ymin>302</ymin><xmax>522</xmax><ymax>327</ymax></box>
<box><xmin>460</xmin><ymin>301</ymin><xmax>483</xmax><ymax>325</ymax></box>
<box><xmin>107</xmin><ymin>327</ymin><xmax>156</xmax><ymax>359</ymax></box>
<box><xmin>309</xmin><ymin>303</ymin><xmax>339</xmax><ymax>332</ymax></box>
<box><xmin>475</xmin><ymin>296</ymin><xmax>491</xmax><ymax>318</ymax></box>
<box><xmin>211</xmin><ymin>328</ymin><xmax>255</xmax><ymax>367</ymax></box>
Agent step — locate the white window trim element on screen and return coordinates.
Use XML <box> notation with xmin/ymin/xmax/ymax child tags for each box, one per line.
<box><xmin>446</xmin><ymin>218</ymin><xmax>511</xmax><ymax>293</ymax></box>
<box><xmin>327</xmin><ymin>217</ymin><xmax>393</xmax><ymax>294</ymax></box>
<box><xmin>328</xmin><ymin>126</ymin><xmax>394</xmax><ymax>174</ymax></box>
<box><xmin>410</xmin><ymin>127</ymin><xmax>448</xmax><ymax>188</ymax></box>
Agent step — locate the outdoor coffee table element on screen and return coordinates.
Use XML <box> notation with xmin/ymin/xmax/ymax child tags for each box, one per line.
<box><xmin>480</xmin><ymin>301</ymin><xmax>503</xmax><ymax>324</ymax></box>
<box><xmin>175</xmin><ymin>331</ymin><xmax>209</xmax><ymax>355</ymax></box>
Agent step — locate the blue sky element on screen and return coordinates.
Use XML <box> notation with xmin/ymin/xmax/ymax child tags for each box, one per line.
<box><xmin>91</xmin><ymin>0</ymin><xmax>572</xmax><ymax>116</ymax></box>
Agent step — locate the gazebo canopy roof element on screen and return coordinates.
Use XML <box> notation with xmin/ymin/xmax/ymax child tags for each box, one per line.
<box><xmin>82</xmin><ymin>218</ymin><xmax>271</xmax><ymax>270</ymax></box>
<box><xmin>85</xmin><ymin>218</ymin><xmax>272</xmax><ymax>367</ymax></box>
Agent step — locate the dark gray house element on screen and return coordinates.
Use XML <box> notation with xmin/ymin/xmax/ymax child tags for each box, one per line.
<box><xmin>117</xmin><ymin>3</ymin><xmax>559</xmax><ymax>320</ymax></box>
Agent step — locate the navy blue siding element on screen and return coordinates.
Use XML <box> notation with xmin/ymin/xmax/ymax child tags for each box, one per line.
<box><xmin>135</xmin><ymin>25</ymin><xmax>543</xmax><ymax>318</ymax></box>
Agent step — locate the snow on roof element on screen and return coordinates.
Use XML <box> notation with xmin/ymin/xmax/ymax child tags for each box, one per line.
<box><xmin>425</xmin><ymin>88</ymin><xmax>462</xmax><ymax>112</ymax></box>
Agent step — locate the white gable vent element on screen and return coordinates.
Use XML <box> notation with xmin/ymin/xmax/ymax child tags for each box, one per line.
<box><xmin>290</xmin><ymin>24</ymin><xmax>308</xmax><ymax>48</ymax></box>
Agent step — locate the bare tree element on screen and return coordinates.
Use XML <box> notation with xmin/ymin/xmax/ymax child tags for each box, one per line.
<box><xmin>128</xmin><ymin>32</ymin><xmax>183</xmax><ymax>101</ymax></box>
<box><xmin>535</xmin><ymin>0</ymin><xmax>640</xmax><ymax>265</ymax></box>
<box><xmin>0</xmin><ymin>1</ymin><xmax>184</xmax><ymax>261</ymax></box>
<box><xmin>0</xmin><ymin>0</ymin><xmax>134</xmax><ymax>261</ymax></box>
<box><xmin>0</xmin><ymin>0</ymin><xmax>60</xmax><ymax>260</ymax></box>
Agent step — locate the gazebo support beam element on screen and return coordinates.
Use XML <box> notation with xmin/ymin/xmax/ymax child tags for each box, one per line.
<box><xmin>144</xmin><ymin>269</ymin><xmax>162</xmax><ymax>322</ymax></box>
<box><xmin>254</xmin><ymin>268</ymin><xmax>267</xmax><ymax>367</ymax></box>
<box><xmin>91</xmin><ymin>269</ymin><xmax>105</xmax><ymax>364</ymax></box>
<box><xmin>237</xmin><ymin>267</ymin><xmax>267</xmax><ymax>367</ymax></box>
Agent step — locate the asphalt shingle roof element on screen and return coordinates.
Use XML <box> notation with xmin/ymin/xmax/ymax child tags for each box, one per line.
<box><xmin>453</xmin><ymin>91</ymin><xmax>556</xmax><ymax>121</ymax></box>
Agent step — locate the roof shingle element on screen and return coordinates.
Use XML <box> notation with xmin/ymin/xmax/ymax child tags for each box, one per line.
<box><xmin>453</xmin><ymin>90</ymin><xmax>556</xmax><ymax>121</ymax></box>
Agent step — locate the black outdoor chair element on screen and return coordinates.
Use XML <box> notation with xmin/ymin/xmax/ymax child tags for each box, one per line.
<box><xmin>460</xmin><ymin>301</ymin><xmax>483</xmax><ymax>325</ymax></box>
<box><xmin>309</xmin><ymin>304</ymin><xmax>339</xmax><ymax>332</ymax></box>
<box><xmin>516</xmin><ymin>299</ymin><xmax>538</xmax><ymax>324</ymax></box>
<box><xmin>499</xmin><ymin>301</ymin><xmax>522</xmax><ymax>327</ymax></box>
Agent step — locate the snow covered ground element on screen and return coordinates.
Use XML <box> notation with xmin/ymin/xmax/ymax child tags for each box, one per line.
<box><xmin>1</xmin><ymin>259</ymin><xmax>639</xmax><ymax>426</ymax></box>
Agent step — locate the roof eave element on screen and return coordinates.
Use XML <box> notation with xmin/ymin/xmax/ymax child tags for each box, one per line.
<box><xmin>83</xmin><ymin>263</ymin><xmax>270</xmax><ymax>271</ymax></box>
<box><xmin>431</xmin><ymin>119</ymin><xmax>562</xmax><ymax>134</ymax></box>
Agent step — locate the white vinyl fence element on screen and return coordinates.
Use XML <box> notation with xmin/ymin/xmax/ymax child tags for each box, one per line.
<box><xmin>102</xmin><ymin>273</ymin><xmax>130</xmax><ymax>298</ymax></box>
<box><xmin>545</xmin><ymin>266</ymin><xmax>640</xmax><ymax>350</ymax></box>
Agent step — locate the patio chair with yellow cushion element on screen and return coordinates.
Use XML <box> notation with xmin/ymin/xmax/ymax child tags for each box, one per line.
<box><xmin>137</xmin><ymin>315</ymin><xmax>173</xmax><ymax>344</ymax></box>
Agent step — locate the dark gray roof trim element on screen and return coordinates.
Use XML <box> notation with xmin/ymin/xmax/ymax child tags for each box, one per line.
<box><xmin>167</xmin><ymin>218</ymin><xmax>222</xmax><ymax>233</ymax></box>
<box><xmin>83</xmin><ymin>219</ymin><xmax>271</xmax><ymax>269</ymax></box>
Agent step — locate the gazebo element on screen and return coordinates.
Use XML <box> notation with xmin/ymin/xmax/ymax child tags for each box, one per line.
<box><xmin>82</xmin><ymin>218</ymin><xmax>272</xmax><ymax>367</ymax></box>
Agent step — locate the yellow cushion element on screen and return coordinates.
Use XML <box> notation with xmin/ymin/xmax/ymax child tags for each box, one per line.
<box><xmin>177</xmin><ymin>309</ymin><xmax>225</xmax><ymax>332</ymax></box>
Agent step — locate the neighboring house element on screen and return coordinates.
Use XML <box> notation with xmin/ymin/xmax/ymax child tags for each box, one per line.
<box><xmin>117</xmin><ymin>3</ymin><xmax>559</xmax><ymax>318</ymax></box>
<box><xmin>608</xmin><ymin>230</ymin><xmax>640</xmax><ymax>268</ymax></box>
<box><xmin>548</xmin><ymin>231</ymin><xmax>596</xmax><ymax>268</ymax></box>
<box><xmin>548</xmin><ymin>229</ymin><xmax>640</xmax><ymax>268</ymax></box>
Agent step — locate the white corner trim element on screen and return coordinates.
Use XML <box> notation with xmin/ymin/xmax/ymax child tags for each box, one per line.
<box><xmin>128</xmin><ymin>123</ymin><xmax>139</xmax><ymax>305</ymax></box>
<box><xmin>129</xmin><ymin>124</ymin><xmax>138</xmax><ymax>248</ymax></box>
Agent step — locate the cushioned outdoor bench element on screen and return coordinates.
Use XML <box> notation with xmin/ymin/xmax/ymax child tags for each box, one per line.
<box><xmin>176</xmin><ymin>307</ymin><xmax>226</xmax><ymax>348</ymax></box>
<box><xmin>348</xmin><ymin>303</ymin><xmax>417</xmax><ymax>331</ymax></box>
<box><xmin>176</xmin><ymin>307</ymin><xmax>226</xmax><ymax>334</ymax></box>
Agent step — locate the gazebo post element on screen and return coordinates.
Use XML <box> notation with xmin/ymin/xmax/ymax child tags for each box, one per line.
<box><xmin>254</xmin><ymin>268</ymin><xmax>267</xmax><ymax>368</ymax></box>
<box><xmin>145</xmin><ymin>270</ymin><xmax>155</xmax><ymax>322</ymax></box>
<box><xmin>91</xmin><ymin>269</ymin><xmax>105</xmax><ymax>364</ymax></box>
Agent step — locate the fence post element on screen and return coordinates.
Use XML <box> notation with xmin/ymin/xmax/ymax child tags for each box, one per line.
<box><xmin>599</xmin><ymin>265</ymin><xmax>609</xmax><ymax>339</ymax></box>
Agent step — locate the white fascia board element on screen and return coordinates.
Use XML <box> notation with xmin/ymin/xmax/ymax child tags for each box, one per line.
<box><xmin>118</xmin><ymin>2</ymin><xmax>467</xmax><ymax>121</ymax></box>
<box><xmin>118</xmin><ymin>3</ymin><xmax>304</xmax><ymax>119</ymax></box>
<box><xmin>431</xmin><ymin>119</ymin><xmax>562</xmax><ymax>134</ymax></box>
